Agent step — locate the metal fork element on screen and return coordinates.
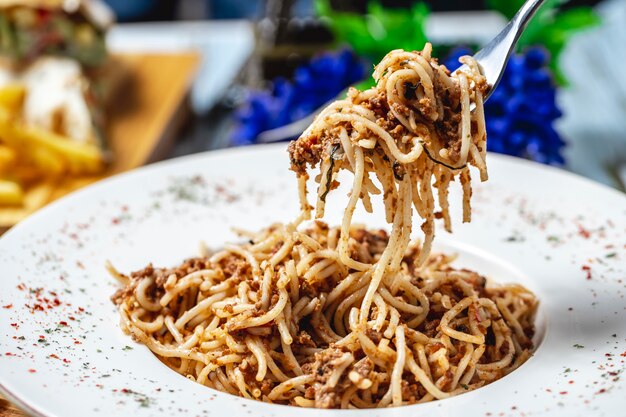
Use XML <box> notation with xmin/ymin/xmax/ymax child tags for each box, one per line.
<box><xmin>257</xmin><ymin>0</ymin><xmax>545</xmax><ymax>144</ymax></box>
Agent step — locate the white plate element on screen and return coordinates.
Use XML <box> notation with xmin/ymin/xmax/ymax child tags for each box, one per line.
<box><xmin>1</xmin><ymin>144</ymin><xmax>625</xmax><ymax>417</ymax></box>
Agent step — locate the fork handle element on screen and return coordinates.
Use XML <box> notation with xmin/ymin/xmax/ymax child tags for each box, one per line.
<box><xmin>475</xmin><ymin>0</ymin><xmax>546</xmax><ymax>98</ymax></box>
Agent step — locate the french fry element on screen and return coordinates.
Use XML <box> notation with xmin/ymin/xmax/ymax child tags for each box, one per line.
<box><xmin>0</xmin><ymin>83</ymin><xmax>106</xmax><ymax>211</ymax></box>
<box><xmin>0</xmin><ymin>108</ymin><xmax>24</xmax><ymax>149</ymax></box>
<box><xmin>0</xmin><ymin>144</ymin><xmax>17</xmax><ymax>174</ymax></box>
<box><xmin>0</xmin><ymin>179</ymin><xmax>24</xmax><ymax>206</ymax></box>
<box><xmin>0</xmin><ymin>109</ymin><xmax>104</xmax><ymax>175</ymax></box>
<box><xmin>18</xmin><ymin>125</ymin><xmax>105</xmax><ymax>174</ymax></box>
<box><xmin>0</xmin><ymin>84</ymin><xmax>25</xmax><ymax>113</ymax></box>
<box><xmin>24</xmin><ymin>144</ymin><xmax>67</xmax><ymax>175</ymax></box>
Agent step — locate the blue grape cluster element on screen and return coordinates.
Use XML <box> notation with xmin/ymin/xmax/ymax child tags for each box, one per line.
<box><xmin>445</xmin><ymin>47</ymin><xmax>565</xmax><ymax>164</ymax></box>
<box><xmin>231</xmin><ymin>49</ymin><xmax>369</xmax><ymax>146</ymax></box>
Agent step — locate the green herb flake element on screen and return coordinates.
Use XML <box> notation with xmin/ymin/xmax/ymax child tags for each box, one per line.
<box><xmin>138</xmin><ymin>397</ymin><xmax>151</xmax><ymax>408</ymax></box>
<box><xmin>573</xmin><ymin>344</ymin><xmax>585</xmax><ymax>349</ymax></box>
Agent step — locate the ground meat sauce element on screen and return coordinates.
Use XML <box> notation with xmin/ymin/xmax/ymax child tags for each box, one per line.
<box><xmin>288</xmin><ymin>53</ymin><xmax>487</xmax><ymax>176</ymax></box>
<box><xmin>111</xmin><ymin>258</ymin><xmax>213</xmax><ymax>305</ymax></box>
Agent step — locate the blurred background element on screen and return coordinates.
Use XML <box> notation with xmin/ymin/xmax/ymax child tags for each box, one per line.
<box><xmin>109</xmin><ymin>0</ymin><xmax>625</xmax><ymax>184</ymax></box>
<box><xmin>0</xmin><ymin>0</ymin><xmax>625</xmax><ymax>231</ymax></box>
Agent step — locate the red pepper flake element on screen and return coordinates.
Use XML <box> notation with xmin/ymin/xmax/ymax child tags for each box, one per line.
<box><xmin>112</xmin><ymin>218</ymin><xmax>120</xmax><ymax>225</ymax></box>
<box><xmin>559</xmin><ymin>391</ymin><xmax>568</xmax><ymax>395</ymax></box>
<box><xmin>49</xmin><ymin>291</ymin><xmax>57</xmax><ymax>296</ymax></box>
<box><xmin>620</xmin><ymin>351</ymin><xmax>626</xmax><ymax>357</ymax></box>
<box><xmin>577</xmin><ymin>224</ymin><xmax>591</xmax><ymax>239</ymax></box>
<box><xmin>569</xmin><ymin>380</ymin><xmax>574</xmax><ymax>384</ymax></box>
<box><xmin>545</xmin><ymin>388</ymin><xmax>552</xmax><ymax>393</ymax></box>
<box><xmin>74</xmin><ymin>340</ymin><xmax>81</xmax><ymax>345</ymax></box>
<box><xmin>2</xmin><ymin>304</ymin><xmax>12</xmax><ymax>309</ymax></box>
<box><xmin>76</xmin><ymin>261</ymin><xmax>85</xmax><ymax>270</ymax></box>
<box><xmin>62</xmin><ymin>358</ymin><xmax>71</xmax><ymax>363</ymax></box>
<box><xmin>5</xmin><ymin>352</ymin><xmax>13</xmax><ymax>356</ymax></box>
<box><xmin>28</xmin><ymin>369</ymin><xmax>36</xmax><ymax>373</ymax></box>
<box><xmin>49</xmin><ymin>354</ymin><xmax>60</xmax><ymax>360</ymax></box>
<box><xmin>121</xmin><ymin>388</ymin><xmax>130</xmax><ymax>394</ymax></box>
<box><xmin>59</xmin><ymin>321</ymin><xmax>68</xmax><ymax>326</ymax></box>
<box><xmin>16</xmin><ymin>284</ymin><xmax>26</xmax><ymax>291</ymax></box>
<box><xmin>78</xmin><ymin>307</ymin><xmax>85</xmax><ymax>313</ymax></box>
<box><xmin>69</xmin><ymin>316</ymin><xmax>76</xmax><ymax>321</ymax></box>
<box><xmin>597</xmin><ymin>388</ymin><xmax>606</xmax><ymax>394</ymax></box>
<box><xmin>581</xmin><ymin>265</ymin><xmax>592</xmax><ymax>280</ymax></box>
<box><xmin>10</xmin><ymin>323</ymin><xmax>19</xmax><ymax>329</ymax></box>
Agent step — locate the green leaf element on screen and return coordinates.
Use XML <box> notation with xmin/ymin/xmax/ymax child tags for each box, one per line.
<box><xmin>486</xmin><ymin>0</ymin><xmax>565</xmax><ymax>20</ymax></box>
<box><xmin>316</xmin><ymin>0</ymin><xmax>430</xmax><ymax>64</ymax></box>
<box><xmin>485</xmin><ymin>0</ymin><xmax>527</xmax><ymax>20</ymax></box>
<box><xmin>488</xmin><ymin>0</ymin><xmax>600</xmax><ymax>85</ymax></box>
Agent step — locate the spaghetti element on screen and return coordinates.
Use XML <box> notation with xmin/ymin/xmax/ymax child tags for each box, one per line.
<box><xmin>112</xmin><ymin>45</ymin><xmax>537</xmax><ymax>408</ymax></box>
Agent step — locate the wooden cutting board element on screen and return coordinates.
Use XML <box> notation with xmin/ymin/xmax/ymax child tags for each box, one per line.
<box><xmin>0</xmin><ymin>52</ymin><xmax>200</xmax><ymax>232</ymax></box>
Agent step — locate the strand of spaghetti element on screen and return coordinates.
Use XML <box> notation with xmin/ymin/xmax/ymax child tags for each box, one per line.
<box><xmin>328</xmin><ymin>353</ymin><xmax>354</xmax><ymax>388</ymax></box>
<box><xmin>105</xmin><ymin>261</ymin><xmax>129</xmax><ymax>285</ymax></box>
<box><xmin>327</xmin><ymin>113</ymin><xmax>424</xmax><ymax>164</ymax></box>
<box><xmin>245</xmin><ymin>337</ymin><xmax>267</xmax><ymax>381</ymax></box>
<box><xmin>439</xmin><ymin>297</ymin><xmax>485</xmax><ymax>344</ymax></box>
<box><xmin>451</xmin><ymin>342</ymin><xmax>474</xmax><ymax>390</ymax></box>
<box><xmin>281</xmin><ymin>337</ymin><xmax>302</xmax><ymax>375</ymax></box>
<box><xmin>373</xmin><ymin>50</ymin><xmax>423</xmax><ymax>81</ymax></box>
<box><xmin>389</xmin><ymin>179</ymin><xmax>414</xmax><ymax>271</ymax></box>
<box><xmin>372</xmin><ymin>293</ymin><xmax>389</xmax><ymax>331</ymax></box>
<box><xmin>458</xmin><ymin>73</ymin><xmax>472</xmax><ymax>166</ymax></box>
<box><xmin>338</xmin><ymin>146</ymin><xmax>371</xmax><ymax>271</ymax></box>
<box><xmin>390</xmin><ymin>325</ymin><xmax>406</xmax><ymax>406</ymax></box>
<box><xmin>378</xmin><ymin>286</ymin><xmax>423</xmax><ymax>315</ymax></box>
<box><xmin>129</xmin><ymin>309</ymin><xmax>164</xmax><ymax>332</ymax></box>
<box><xmin>223</xmin><ymin>244</ymin><xmax>261</xmax><ymax>279</ymax></box>
<box><xmin>251</xmin><ymin>337</ymin><xmax>291</xmax><ymax>382</ymax></box>
<box><xmin>160</xmin><ymin>275</ymin><xmax>205</xmax><ymax>306</ymax></box>
<box><xmin>260</xmin><ymin>265</ymin><xmax>274</xmax><ymax>310</ymax></box>
<box><xmin>359</xmin><ymin>184</ymin><xmax>406</xmax><ymax>323</ymax></box>
<box><xmin>460</xmin><ymin>344</ymin><xmax>486</xmax><ymax>386</ymax></box>
<box><xmin>405</xmin><ymin>353</ymin><xmax>451</xmax><ymax>400</ymax></box>
<box><xmin>135</xmin><ymin>278</ymin><xmax>162</xmax><ymax>311</ymax></box>
<box><xmin>164</xmin><ymin>315</ymin><xmax>184</xmax><ymax>344</ymax></box>
<box><xmin>383</xmin><ymin>306</ymin><xmax>401</xmax><ymax>339</ymax></box>
<box><xmin>124</xmin><ymin>321</ymin><xmax>210</xmax><ymax>363</ymax></box>
<box><xmin>385</xmin><ymin>68</ymin><xmax>423</xmax><ymax>128</ymax></box>
<box><xmin>268</xmin><ymin>375</ymin><xmax>315</xmax><ymax>401</ymax></box>
<box><xmin>460</xmin><ymin>167</ymin><xmax>472</xmax><ymax>222</ymax></box>
<box><xmin>229</xmin><ymin>287</ymin><xmax>288</xmax><ymax>330</ymax></box>
<box><xmin>174</xmin><ymin>292</ymin><xmax>226</xmax><ymax>329</ymax></box>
